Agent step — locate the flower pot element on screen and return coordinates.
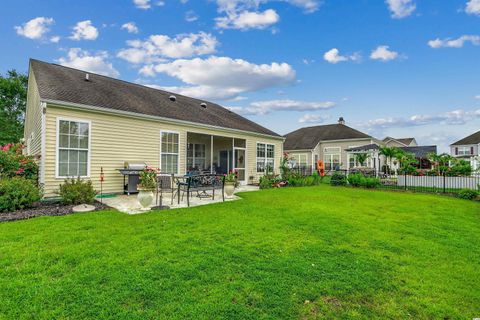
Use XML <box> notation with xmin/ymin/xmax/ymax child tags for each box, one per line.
<box><xmin>224</xmin><ymin>182</ymin><xmax>235</xmax><ymax>197</ymax></box>
<box><xmin>137</xmin><ymin>189</ymin><xmax>154</xmax><ymax>210</ymax></box>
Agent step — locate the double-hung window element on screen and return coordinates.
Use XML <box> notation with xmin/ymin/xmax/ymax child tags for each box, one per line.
<box><xmin>161</xmin><ymin>132</ymin><xmax>179</xmax><ymax>174</ymax></box>
<box><xmin>257</xmin><ymin>143</ymin><xmax>275</xmax><ymax>172</ymax></box>
<box><xmin>457</xmin><ymin>147</ymin><xmax>472</xmax><ymax>156</ymax></box>
<box><xmin>57</xmin><ymin>119</ymin><xmax>90</xmax><ymax>177</ymax></box>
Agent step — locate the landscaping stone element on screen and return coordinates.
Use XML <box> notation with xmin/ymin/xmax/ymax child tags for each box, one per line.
<box><xmin>72</xmin><ymin>204</ymin><xmax>96</xmax><ymax>213</ymax></box>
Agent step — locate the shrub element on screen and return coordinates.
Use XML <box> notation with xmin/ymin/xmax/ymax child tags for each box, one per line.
<box><xmin>0</xmin><ymin>177</ymin><xmax>42</xmax><ymax>212</ymax></box>
<box><xmin>59</xmin><ymin>178</ymin><xmax>96</xmax><ymax>205</ymax></box>
<box><xmin>348</xmin><ymin>173</ymin><xmax>380</xmax><ymax>188</ymax></box>
<box><xmin>0</xmin><ymin>143</ymin><xmax>38</xmax><ymax>181</ymax></box>
<box><xmin>457</xmin><ymin>189</ymin><xmax>479</xmax><ymax>201</ymax></box>
<box><xmin>330</xmin><ymin>172</ymin><xmax>347</xmax><ymax>186</ymax></box>
<box><xmin>259</xmin><ymin>175</ymin><xmax>275</xmax><ymax>189</ymax></box>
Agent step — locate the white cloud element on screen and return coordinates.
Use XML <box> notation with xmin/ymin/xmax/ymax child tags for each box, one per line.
<box><xmin>428</xmin><ymin>35</ymin><xmax>480</xmax><ymax>48</ymax></box>
<box><xmin>214</xmin><ymin>0</ymin><xmax>320</xmax><ymax>30</ymax></box>
<box><xmin>475</xmin><ymin>95</ymin><xmax>480</xmax><ymax>100</ymax></box>
<box><xmin>121</xmin><ymin>22</ymin><xmax>139</xmax><ymax>34</ymax></box>
<box><xmin>370</xmin><ymin>45</ymin><xmax>400</xmax><ymax>61</ymax></box>
<box><xmin>215</xmin><ymin>0</ymin><xmax>320</xmax><ymax>14</ymax></box>
<box><xmin>185</xmin><ymin>10</ymin><xmax>199</xmax><ymax>22</ymax></box>
<box><xmin>70</xmin><ymin>20</ymin><xmax>99</xmax><ymax>41</ymax></box>
<box><xmin>117</xmin><ymin>32</ymin><xmax>218</xmax><ymax>63</ymax></box>
<box><xmin>385</xmin><ymin>0</ymin><xmax>416</xmax><ymax>19</ymax></box>
<box><xmin>50</xmin><ymin>36</ymin><xmax>60</xmax><ymax>43</ymax></box>
<box><xmin>57</xmin><ymin>48</ymin><xmax>119</xmax><ymax>78</ymax></box>
<box><xmin>215</xmin><ymin>9</ymin><xmax>280</xmax><ymax>30</ymax></box>
<box><xmin>15</xmin><ymin>17</ymin><xmax>54</xmax><ymax>40</ymax></box>
<box><xmin>133</xmin><ymin>0</ymin><xmax>151</xmax><ymax>9</ymax></box>
<box><xmin>141</xmin><ymin>56</ymin><xmax>295</xmax><ymax>100</ymax></box>
<box><xmin>323</xmin><ymin>48</ymin><xmax>361</xmax><ymax>64</ymax></box>
<box><xmin>298</xmin><ymin>114</ymin><xmax>330</xmax><ymax>123</ymax></box>
<box><xmin>228</xmin><ymin>99</ymin><xmax>335</xmax><ymax>115</ymax></box>
<box><xmin>466</xmin><ymin>0</ymin><xmax>480</xmax><ymax>15</ymax></box>
<box><xmin>367</xmin><ymin>108</ymin><xmax>480</xmax><ymax>128</ymax></box>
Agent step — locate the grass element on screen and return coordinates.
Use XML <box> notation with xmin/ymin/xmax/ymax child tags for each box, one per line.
<box><xmin>0</xmin><ymin>185</ymin><xmax>479</xmax><ymax>319</ymax></box>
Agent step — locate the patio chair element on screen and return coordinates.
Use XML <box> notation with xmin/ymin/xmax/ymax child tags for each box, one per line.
<box><xmin>177</xmin><ymin>174</ymin><xmax>225</xmax><ymax>207</ymax></box>
<box><xmin>156</xmin><ymin>174</ymin><xmax>177</xmax><ymax>206</ymax></box>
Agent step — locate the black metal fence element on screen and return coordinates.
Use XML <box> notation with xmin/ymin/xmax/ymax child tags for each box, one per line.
<box><xmin>291</xmin><ymin>168</ymin><xmax>480</xmax><ymax>194</ymax></box>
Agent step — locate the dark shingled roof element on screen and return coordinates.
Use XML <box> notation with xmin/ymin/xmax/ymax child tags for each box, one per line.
<box><xmin>400</xmin><ymin>146</ymin><xmax>437</xmax><ymax>158</ymax></box>
<box><xmin>451</xmin><ymin>130</ymin><xmax>480</xmax><ymax>146</ymax></box>
<box><xmin>284</xmin><ymin>124</ymin><xmax>371</xmax><ymax>150</ymax></box>
<box><xmin>29</xmin><ymin>59</ymin><xmax>281</xmax><ymax>137</ymax></box>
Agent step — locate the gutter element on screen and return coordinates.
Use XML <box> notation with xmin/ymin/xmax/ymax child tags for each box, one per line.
<box><xmin>42</xmin><ymin>98</ymin><xmax>285</xmax><ymax>142</ymax></box>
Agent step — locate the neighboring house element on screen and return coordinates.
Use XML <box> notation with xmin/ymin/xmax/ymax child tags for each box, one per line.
<box><xmin>383</xmin><ymin>137</ymin><xmax>418</xmax><ymax>147</ymax></box>
<box><xmin>450</xmin><ymin>130</ymin><xmax>480</xmax><ymax>171</ymax></box>
<box><xmin>284</xmin><ymin>118</ymin><xmax>380</xmax><ymax>172</ymax></box>
<box><xmin>23</xmin><ymin>59</ymin><xmax>284</xmax><ymax>197</ymax></box>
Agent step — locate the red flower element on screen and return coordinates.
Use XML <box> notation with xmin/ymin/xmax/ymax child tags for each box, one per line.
<box><xmin>15</xmin><ymin>168</ymin><xmax>25</xmax><ymax>174</ymax></box>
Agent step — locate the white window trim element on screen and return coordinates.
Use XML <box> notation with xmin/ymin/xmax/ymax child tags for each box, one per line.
<box><xmin>160</xmin><ymin>130</ymin><xmax>181</xmax><ymax>174</ymax></box>
<box><xmin>324</xmin><ymin>147</ymin><xmax>341</xmax><ymax>153</ymax></box>
<box><xmin>55</xmin><ymin>117</ymin><xmax>92</xmax><ymax>179</ymax></box>
<box><xmin>256</xmin><ymin>141</ymin><xmax>275</xmax><ymax>173</ymax></box>
<box><xmin>457</xmin><ymin>146</ymin><xmax>472</xmax><ymax>156</ymax></box>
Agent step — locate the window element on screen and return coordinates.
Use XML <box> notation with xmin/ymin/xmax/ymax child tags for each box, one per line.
<box><xmin>187</xmin><ymin>143</ymin><xmax>206</xmax><ymax>170</ymax></box>
<box><xmin>257</xmin><ymin>143</ymin><xmax>275</xmax><ymax>172</ymax></box>
<box><xmin>161</xmin><ymin>132</ymin><xmax>179</xmax><ymax>174</ymax></box>
<box><xmin>57</xmin><ymin>119</ymin><xmax>90</xmax><ymax>177</ymax></box>
<box><xmin>349</xmin><ymin>155</ymin><xmax>356</xmax><ymax>168</ymax></box>
<box><xmin>457</xmin><ymin>147</ymin><xmax>472</xmax><ymax>156</ymax></box>
<box><xmin>291</xmin><ymin>154</ymin><xmax>308</xmax><ymax>168</ymax></box>
<box><xmin>324</xmin><ymin>147</ymin><xmax>341</xmax><ymax>171</ymax></box>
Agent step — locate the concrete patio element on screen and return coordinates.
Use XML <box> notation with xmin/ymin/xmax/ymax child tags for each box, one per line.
<box><xmin>101</xmin><ymin>185</ymin><xmax>259</xmax><ymax>214</ymax></box>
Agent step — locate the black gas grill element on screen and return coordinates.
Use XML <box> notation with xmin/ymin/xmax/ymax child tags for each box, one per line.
<box><xmin>118</xmin><ymin>163</ymin><xmax>145</xmax><ymax>195</ymax></box>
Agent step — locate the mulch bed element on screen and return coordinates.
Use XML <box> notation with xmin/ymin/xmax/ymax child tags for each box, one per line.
<box><xmin>0</xmin><ymin>201</ymin><xmax>111</xmax><ymax>223</ymax></box>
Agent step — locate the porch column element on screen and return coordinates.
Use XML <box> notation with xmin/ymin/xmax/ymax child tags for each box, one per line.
<box><xmin>210</xmin><ymin>135</ymin><xmax>214</xmax><ymax>174</ymax></box>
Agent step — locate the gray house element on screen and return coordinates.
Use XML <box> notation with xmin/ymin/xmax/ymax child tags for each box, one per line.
<box><xmin>450</xmin><ymin>130</ymin><xmax>480</xmax><ymax>171</ymax></box>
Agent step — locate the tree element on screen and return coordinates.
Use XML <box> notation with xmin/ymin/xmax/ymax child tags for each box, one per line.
<box><xmin>0</xmin><ymin>70</ymin><xmax>28</xmax><ymax>145</ymax></box>
<box><xmin>355</xmin><ymin>153</ymin><xmax>370</xmax><ymax>166</ymax></box>
<box><xmin>379</xmin><ymin>146</ymin><xmax>398</xmax><ymax>174</ymax></box>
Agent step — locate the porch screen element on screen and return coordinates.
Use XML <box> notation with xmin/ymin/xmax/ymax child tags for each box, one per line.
<box><xmin>161</xmin><ymin>132</ymin><xmax>179</xmax><ymax>174</ymax></box>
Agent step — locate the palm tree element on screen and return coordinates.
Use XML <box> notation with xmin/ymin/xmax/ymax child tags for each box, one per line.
<box><xmin>355</xmin><ymin>153</ymin><xmax>370</xmax><ymax>167</ymax></box>
<box><xmin>379</xmin><ymin>146</ymin><xmax>397</xmax><ymax>174</ymax></box>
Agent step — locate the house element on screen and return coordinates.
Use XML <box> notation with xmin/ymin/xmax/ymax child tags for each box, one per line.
<box><xmin>450</xmin><ymin>130</ymin><xmax>480</xmax><ymax>171</ymax></box>
<box><xmin>23</xmin><ymin>59</ymin><xmax>284</xmax><ymax>197</ymax></box>
<box><xmin>284</xmin><ymin>117</ymin><xmax>381</xmax><ymax>172</ymax></box>
<box><xmin>383</xmin><ymin>137</ymin><xmax>418</xmax><ymax>147</ymax></box>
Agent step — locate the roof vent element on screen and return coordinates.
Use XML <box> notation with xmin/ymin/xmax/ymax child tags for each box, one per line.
<box><xmin>338</xmin><ymin>117</ymin><xmax>345</xmax><ymax>125</ymax></box>
<box><xmin>169</xmin><ymin>95</ymin><xmax>176</xmax><ymax>102</ymax></box>
<box><xmin>85</xmin><ymin>73</ymin><xmax>90</xmax><ymax>81</ymax></box>
<box><xmin>200</xmin><ymin>102</ymin><xmax>207</xmax><ymax>108</ymax></box>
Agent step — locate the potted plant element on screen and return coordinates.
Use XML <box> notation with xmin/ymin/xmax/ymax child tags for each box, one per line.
<box><xmin>137</xmin><ymin>166</ymin><xmax>158</xmax><ymax>210</ymax></box>
<box><xmin>224</xmin><ymin>171</ymin><xmax>237</xmax><ymax>197</ymax></box>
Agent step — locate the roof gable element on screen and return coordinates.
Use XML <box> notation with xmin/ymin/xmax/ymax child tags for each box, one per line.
<box><xmin>29</xmin><ymin>59</ymin><xmax>281</xmax><ymax>137</ymax></box>
<box><xmin>451</xmin><ymin>130</ymin><xmax>480</xmax><ymax>146</ymax></box>
<box><xmin>284</xmin><ymin>124</ymin><xmax>371</xmax><ymax>150</ymax></box>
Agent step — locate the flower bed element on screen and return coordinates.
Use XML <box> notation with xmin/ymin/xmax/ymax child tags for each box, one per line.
<box><xmin>0</xmin><ymin>200</ymin><xmax>110</xmax><ymax>223</ymax></box>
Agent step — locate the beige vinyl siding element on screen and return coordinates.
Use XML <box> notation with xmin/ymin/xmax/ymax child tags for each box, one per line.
<box><xmin>313</xmin><ymin>139</ymin><xmax>373</xmax><ymax>170</ymax></box>
<box><xmin>24</xmin><ymin>69</ymin><xmax>42</xmax><ymax>157</ymax></box>
<box><xmin>43</xmin><ymin>104</ymin><xmax>282</xmax><ymax>197</ymax></box>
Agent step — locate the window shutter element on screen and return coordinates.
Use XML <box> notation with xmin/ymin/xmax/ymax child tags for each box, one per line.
<box><xmin>455</xmin><ymin>147</ymin><xmax>458</xmax><ymax>155</ymax></box>
<box><xmin>471</xmin><ymin>147</ymin><xmax>474</xmax><ymax>155</ymax></box>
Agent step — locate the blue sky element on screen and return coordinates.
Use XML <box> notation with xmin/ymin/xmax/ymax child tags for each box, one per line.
<box><xmin>1</xmin><ymin>0</ymin><xmax>479</xmax><ymax>151</ymax></box>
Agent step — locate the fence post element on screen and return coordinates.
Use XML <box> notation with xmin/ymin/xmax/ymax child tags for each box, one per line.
<box><xmin>443</xmin><ymin>172</ymin><xmax>446</xmax><ymax>193</ymax></box>
<box><xmin>404</xmin><ymin>172</ymin><xmax>407</xmax><ymax>191</ymax></box>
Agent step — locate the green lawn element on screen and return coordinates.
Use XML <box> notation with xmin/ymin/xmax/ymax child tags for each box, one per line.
<box><xmin>0</xmin><ymin>186</ymin><xmax>479</xmax><ymax>319</ymax></box>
